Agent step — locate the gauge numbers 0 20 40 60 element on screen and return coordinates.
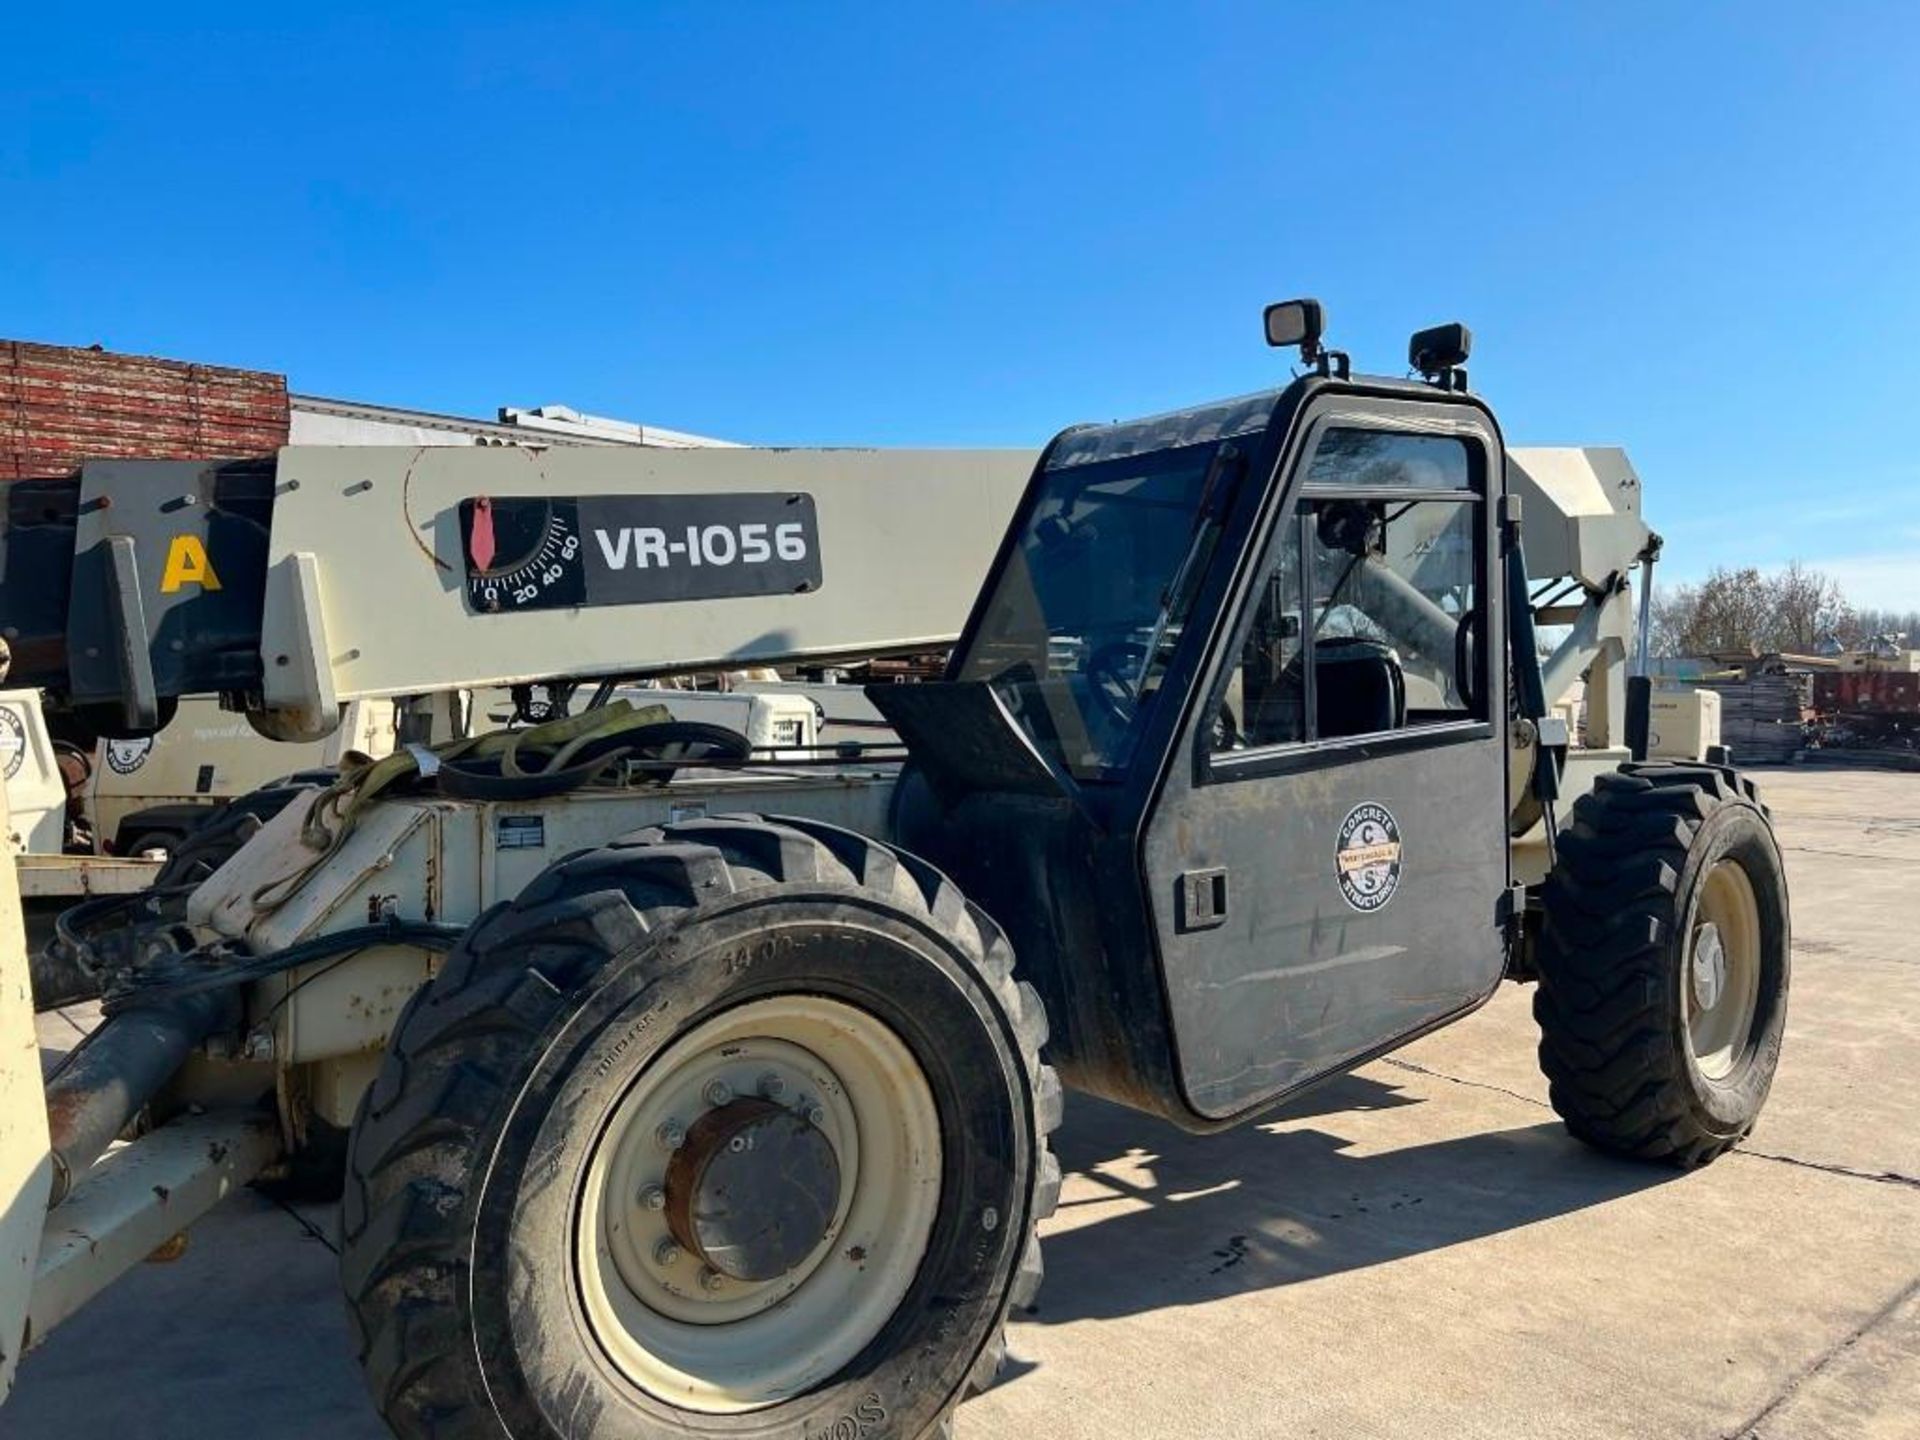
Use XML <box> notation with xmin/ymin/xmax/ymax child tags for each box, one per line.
<box><xmin>462</xmin><ymin>497</ymin><xmax>588</xmax><ymax>613</ymax></box>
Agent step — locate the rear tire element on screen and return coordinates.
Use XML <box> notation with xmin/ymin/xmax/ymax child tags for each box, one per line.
<box><xmin>341</xmin><ymin>814</ymin><xmax>1060</xmax><ymax>1440</ymax></box>
<box><xmin>118</xmin><ymin>830</ymin><xmax>178</xmax><ymax>864</ymax></box>
<box><xmin>1533</xmin><ymin>763</ymin><xmax>1789</xmax><ymax>1167</ymax></box>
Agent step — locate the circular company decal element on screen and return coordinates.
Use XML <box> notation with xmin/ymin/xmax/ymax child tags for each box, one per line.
<box><xmin>1334</xmin><ymin>802</ymin><xmax>1403</xmax><ymax>912</ymax></box>
<box><xmin>0</xmin><ymin>707</ymin><xmax>24</xmax><ymax>781</ymax></box>
<box><xmin>105</xmin><ymin>736</ymin><xmax>155</xmax><ymax>776</ymax></box>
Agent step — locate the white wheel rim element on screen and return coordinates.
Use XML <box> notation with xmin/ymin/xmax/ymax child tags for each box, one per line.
<box><xmin>575</xmin><ymin>995</ymin><xmax>942</xmax><ymax>1412</ymax></box>
<box><xmin>1686</xmin><ymin>859</ymin><xmax>1762</xmax><ymax>1080</ymax></box>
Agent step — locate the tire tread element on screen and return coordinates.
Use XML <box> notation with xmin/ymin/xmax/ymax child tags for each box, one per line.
<box><xmin>1532</xmin><ymin>762</ymin><xmax>1782</xmax><ymax>1169</ymax></box>
<box><xmin>340</xmin><ymin>812</ymin><xmax>1059</xmax><ymax>1440</ymax></box>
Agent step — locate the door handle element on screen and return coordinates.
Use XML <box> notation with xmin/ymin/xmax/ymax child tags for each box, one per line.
<box><xmin>1178</xmin><ymin>867</ymin><xmax>1229</xmax><ymax>932</ymax></box>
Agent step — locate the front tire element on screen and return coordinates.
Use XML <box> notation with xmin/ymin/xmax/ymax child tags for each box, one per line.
<box><xmin>1534</xmin><ymin>763</ymin><xmax>1790</xmax><ymax>1167</ymax></box>
<box><xmin>341</xmin><ymin>814</ymin><xmax>1060</xmax><ymax>1440</ymax></box>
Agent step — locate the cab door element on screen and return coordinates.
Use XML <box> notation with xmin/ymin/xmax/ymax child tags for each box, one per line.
<box><xmin>1140</xmin><ymin>398</ymin><xmax>1511</xmax><ymax>1121</ymax></box>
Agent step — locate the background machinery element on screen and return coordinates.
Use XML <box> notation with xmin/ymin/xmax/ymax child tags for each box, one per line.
<box><xmin>0</xmin><ymin>303</ymin><xmax>1790</xmax><ymax>1440</ymax></box>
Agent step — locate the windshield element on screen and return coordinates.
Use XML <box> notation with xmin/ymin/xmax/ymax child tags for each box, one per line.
<box><xmin>954</xmin><ymin>438</ymin><xmax>1240</xmax><ymax>780</ymax></box>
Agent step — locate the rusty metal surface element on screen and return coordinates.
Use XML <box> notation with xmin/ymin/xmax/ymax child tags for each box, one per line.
<box><xmin>2</xmin><ymin>341</ymin><xmax>289</xmax><ymax>480</ymax></box>
<box><xmin>41</xmin><ymin>989</ymin><xmax>240</xmax><ymax>1206</ymax></box>
<box><xmin>1815</xmin><ymin>669</ymin><xmax>1920</xmax><ymax>717</ymax></box>
<box><xmin>13</xmin><ymin>854</ymin><xmax>162</xmax><ymax>899</ymax></box>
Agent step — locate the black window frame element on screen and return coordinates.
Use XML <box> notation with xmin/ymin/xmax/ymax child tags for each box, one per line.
<box><xmin>953</xmin><ymin>435</ymin><xmax>1250</xmax><ymax>785</ymax></box>
<box><xmin>1201</xmin><ymin>418</ymin><xmax>1495</xmax><ymax>784</ymax></box>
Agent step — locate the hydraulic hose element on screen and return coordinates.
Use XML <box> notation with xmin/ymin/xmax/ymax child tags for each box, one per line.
<box><xmin>42</xmin><ymin>986</ymin><xmax>240</xmax><ymax>1207</ymax></box>
<box><xmin>250</xmin><ymin>700</ymin><xmax>691</xmax><ymax>913</ymax></box>
<box><xmin>44</xmin><ymin>917</ymin><xmax>468</xmax><ymax>1207</ymax></box>
<box><xmin>1504</xmin><ymin>510</ymin><xmax>1564</xmax><ymax>867</ymax></box>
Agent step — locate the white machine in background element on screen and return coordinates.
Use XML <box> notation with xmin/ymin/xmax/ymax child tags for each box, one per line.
<box><xmin>86</xmin><ymin>694</ymin><xmax>396</xmax><ymax>862</ymax></box>
<box><xmin>0</xmin><ymin>690</ymin><xmax>397</xmax><ymax>899</ymax></box>
<box><xmin>0</xmin><ymin>690</ymin><xmax>159</xmax><ymax>899</ymax></box>
<box><xmin>478</xmin><ymin>685</ymin><xmax>824</xmax><ymax>760</ymax></box>
<box><xmin>0</xmin><ymin>691</ymin><xmax>64</xmax><ymax>858</ymax></box>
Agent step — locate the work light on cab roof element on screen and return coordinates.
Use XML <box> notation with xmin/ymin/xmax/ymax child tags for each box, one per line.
<box><xmin>1264</xmin><ymin>297</ymin><xmax>1473</xmax><ymax>392</ymax></box>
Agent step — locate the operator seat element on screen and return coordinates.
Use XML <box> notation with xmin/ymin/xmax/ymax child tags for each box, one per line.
<box><xmin>1313</xmin><ymin>637</ymin><xmax>1405</xmax><ymax>737</ymax></box>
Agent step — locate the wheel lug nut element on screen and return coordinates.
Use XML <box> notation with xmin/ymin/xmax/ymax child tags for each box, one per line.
<box><xmin>803</xmin><ymin>1102</ymin><xmax>827</xmax><ymax>1128</ymax></box>
<box><xmin>654</xmin><ymin>1238</ymin><xmax>682</xmax><ymax>1267</ymax></box>
<box><xmin>699</xmin><ymin>1266</ymin><xmax>726</xmax><ymax>1293</ymax></box>
<box><xmin>656</xmin><ymin>1120</ymin><xmax>686</xmax><ymax>1151</ymax></box>
<box><xmin>703</xmin><ymin>1079</ymin><xmax>733</xmax><ymax>1107</ymax></box>
<box><xmin>639</xmin><ymin>1185</ymin><xmax>666</xmax><ymax>1212</ymax></box>
<box><xmin>757</xmin><ymin>1072</ymin><xmax>787</xmax><ymax>1100</ymax></box>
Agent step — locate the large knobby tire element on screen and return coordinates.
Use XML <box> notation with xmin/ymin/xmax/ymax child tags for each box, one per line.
<box><xmin>341</xmin><ymin>814</ymin><xmax>1061</xmax><ymax>1440</ymax></box>
<box><xmin>1534</xmin><ymin>762</ymin><xmax>1790</xmax><ymax>1167</ymax></box>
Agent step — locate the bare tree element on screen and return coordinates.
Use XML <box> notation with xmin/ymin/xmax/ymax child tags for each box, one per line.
<box><xmin>1646</xmin><ymin>562</ymin><xmax>1889</xmax><ymax>658</ymax></box>
<box><xmin>1763</xmin><ymin>561</ymin><xmax>1853</xmax><ymax>652</ymax></box>
<box><xmin>1658</xmin><ymin>567</ymin><xmax>1774</xmax><ymax>655</ymax></box>
<box><xmin>1852</xmin><ymin>605</ymin><xmax>1920</xmax><ymax>646</ymax></box>
<box><xmin>1650</xmin><ymin>583</ymin><xmax>1700</xmax><ymax>657</ymax></box>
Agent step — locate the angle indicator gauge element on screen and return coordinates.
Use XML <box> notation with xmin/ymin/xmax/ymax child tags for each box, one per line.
<box><xmin>459</xmin><ymin>495</ymin><xmax>587</xmax><ymax>612</ymax></box>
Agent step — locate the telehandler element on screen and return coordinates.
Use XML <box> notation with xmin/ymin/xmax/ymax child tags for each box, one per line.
<box><xmin>0</xmin><ymin>302</ymin><xmax>1789</xmax><ymax>1440</ymax></box>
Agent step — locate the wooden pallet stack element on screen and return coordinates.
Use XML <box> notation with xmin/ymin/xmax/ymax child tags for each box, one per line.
<box><xmin>1699</xmin><ymin>668</ymin><xmax>1810</xmax><ymax>764</ymax></box>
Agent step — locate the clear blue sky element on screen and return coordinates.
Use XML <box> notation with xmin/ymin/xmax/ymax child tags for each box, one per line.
<box><xmin>3</xmin><ymin>5</ymin><xmax>1916</xmax><ymax>606</ymax></box>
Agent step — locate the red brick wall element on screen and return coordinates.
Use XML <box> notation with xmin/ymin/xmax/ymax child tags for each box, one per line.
<box><xmin>1</xmin><ymin>340</ymin><xmax>290</xmax><ymax>479</ymax></box>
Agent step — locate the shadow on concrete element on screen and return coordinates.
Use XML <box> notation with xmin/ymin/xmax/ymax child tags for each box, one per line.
<box><xmin>1025</xmin><ymin>1071</ymin><xmax>1678</xmax><ymax>1330</ymax></box>
<box><xmin>6</xmin><ymin>1189</ymin><xmax>382</xmax><ymax>1440</ymax></box>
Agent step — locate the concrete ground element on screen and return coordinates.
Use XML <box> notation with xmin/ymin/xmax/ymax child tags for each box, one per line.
<box><xmin>8</xmin><ymin>767</ymin><xmax>1918</xmax><ymax>1439</ymax></box>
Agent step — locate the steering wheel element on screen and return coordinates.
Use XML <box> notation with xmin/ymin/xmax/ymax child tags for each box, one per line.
<box><xmin>1211</xmin><ymin>699</ymin><xmax>1242</xmax><ymax>750</ymax></box>
<box><xmin>1454</xmin><ymin>609</ymin><xmax>1479</xmax><ymax>713</ymax></box>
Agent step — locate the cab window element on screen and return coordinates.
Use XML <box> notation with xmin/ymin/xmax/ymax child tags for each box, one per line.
<box><xmin>1213</xmin><ymin>428</ymin><xmax>1484</xmax><ymax>755</ymax></box>
<box><xmin>956</xmin><ymin>438</ymin><xmax>1243</xmax><ymax>781</ymax></box>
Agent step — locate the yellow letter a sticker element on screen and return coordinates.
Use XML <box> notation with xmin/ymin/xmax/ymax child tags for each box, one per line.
<box><xmin>159</xmin><ymin>534</ymin><xmax>222</xmax><ymax>593</ymax></box>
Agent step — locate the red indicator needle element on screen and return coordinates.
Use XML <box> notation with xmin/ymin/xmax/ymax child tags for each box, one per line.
<box><xmin>469</xmin><ymin>496</ymin><xmax>497</xmax><ymax>572</ymax></box>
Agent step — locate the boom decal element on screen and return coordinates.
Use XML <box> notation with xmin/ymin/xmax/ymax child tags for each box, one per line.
<box><xmin>459</xmin><ymin>492</ymin><xmax>822</xmax><ymax>613</ymax></box>
<box><xmin>158</xmin><ymin>534</ymin><xmax>223</xmax><ymax>593</ymax></box>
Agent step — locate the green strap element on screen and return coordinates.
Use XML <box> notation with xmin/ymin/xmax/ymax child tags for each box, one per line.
<box><xmin>250</xmin><ymin>700</ymin><xmax>675</xmax><ymax>914</ymax></box>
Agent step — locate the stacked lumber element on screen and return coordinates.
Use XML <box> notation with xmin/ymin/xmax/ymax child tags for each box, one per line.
<box><xmin>1699</xmin><ymin>669</ymin><xmax>1809</xmax><ymax>764</ymax></box>
<box><xmin>2</xmin><ymin>340</ymin><xmax>289</xmax><ymax>479</ymax></box>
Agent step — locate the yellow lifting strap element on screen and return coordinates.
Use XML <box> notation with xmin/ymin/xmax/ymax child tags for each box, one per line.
<box><xmin>250</xmin><ymin>700</ymin><xmax>675</xmax><ymax>914</ymax></box>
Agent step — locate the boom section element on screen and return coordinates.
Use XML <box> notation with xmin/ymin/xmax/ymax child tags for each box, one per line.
<box><xmin>1</xmin><ymin>445</ymin><xmax>1034</xmax><ymax>736</ymax></box>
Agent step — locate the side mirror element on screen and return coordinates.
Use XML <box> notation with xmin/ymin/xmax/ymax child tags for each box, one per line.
<box><xmin>1263</xmin><ymin>298</ymin><xmax>1325</xmax><ymax>353</ymax></box>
